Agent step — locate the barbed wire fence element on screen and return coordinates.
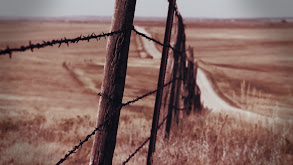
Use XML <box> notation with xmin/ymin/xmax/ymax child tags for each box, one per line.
<box><xmin>0</xmin><ymin>27</ymin><xmax>178</xmax><ymax>57</ymax></box>
<box><xmin>0</xmin><ymin>29</ymin><xmax>132</xmax><ymax>58</ymax></box>
<box><xmin>55</xmin><ymin>77</ymin><xmax>181</xmax><ymax>165</ymax></box>
<box><xmin>0</xmin><ymin>0</ymin><xmax>201</xmax><ymax>164</ymax></box>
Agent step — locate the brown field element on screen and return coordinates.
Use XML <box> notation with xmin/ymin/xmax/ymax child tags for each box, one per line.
<box><xmin>146</xmin><ymin>21</ymin><xmax>293</xmax><ymax>118</ymax></box>
<box><xmin>0</xmin><ymin>20</ymin><xmax>292</xmax><ymax>164</ymax></box>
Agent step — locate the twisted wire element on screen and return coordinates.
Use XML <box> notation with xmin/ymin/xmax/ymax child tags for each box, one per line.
<box><xmin>122</xmin><ymin>115</ymin><xmax>168</xmax><ymax>164</ymax></box>
<box><xmin>0</xmin><ymin>28</ymin><xmax>131</xmax><ymax>57</ymax></box>
<box><xmin>56</xmin><ymin>78</ymin><xmax>177</xmax><ymax>165</ymax></box>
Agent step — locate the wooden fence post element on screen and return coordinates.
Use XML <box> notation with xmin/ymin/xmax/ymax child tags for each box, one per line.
<box><xmin>192</xmin><ymin>49</ymin><xmax>202</xmax><ymax>111</ymax></box>
<box><xmin>184</xmin><ymin>46</ymin><xmax>196</xmax><ymax>113</ymax></box>
<box><xmin>89</xmin><ymin>0</ymin><xmax>136</xmax><ymax>164</ymax></box>
<box><xmin>173</xmin><ymin>14</ymin><xmax>186</xmax><ymax>124</ymax></box>
<box><xmin>147</xmin><ymin>0</ymin><xmax>176</xmax><ymax>164</ymax></box>
<box><xmin>184</xmin><ymin>46</ymin><xmax>202</xmax><ymax>112</ymax></box>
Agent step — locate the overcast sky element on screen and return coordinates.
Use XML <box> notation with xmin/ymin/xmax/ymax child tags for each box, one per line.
<box><xmin>0</xmin><ymin>0</ymin><xmax>293</xmax><ymax>18</ymax></box>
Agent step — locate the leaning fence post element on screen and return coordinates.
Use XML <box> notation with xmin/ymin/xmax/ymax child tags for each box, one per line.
<box><xmin>158</xmin><ymin>56</ymin><xmax>174</xmax><ymax>137</ymax></box>
<box><xmin>147</xmin><ymin>0</ymin><xmax>177</xmax><ymax>164</ymax></box>
<box><xmin>164</xmin><ymin>13</ymin><xmax>184</xmax><ymax>140</ymax></box>
<box><xmin>89</xmin><ymin>0</ymin><xmax>136</xmax><ymax>164</ymax></box>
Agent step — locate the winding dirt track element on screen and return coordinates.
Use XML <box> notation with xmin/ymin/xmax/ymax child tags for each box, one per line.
<box><xmin>196</xmin><ymin>68</ymin><xmax>276</xmax><ymax>125</ymax></box>
<box><xmin>134</xmin><ymin>26</ymin><xmax>290</xmax><ymax>126</ymax></box>
<box><xmin>135</xmin><ymin>26</ymin><xmax>161</xmax><ymax>59</ymax></box>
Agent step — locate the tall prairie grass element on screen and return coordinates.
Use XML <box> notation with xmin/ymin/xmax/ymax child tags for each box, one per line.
<box><xmin>236</xmin><ymin>80</ymin><xmax>273</xmax><ymax>114</ymax></box>
<box><xmin>153</xmin><ymin>109</ymin><xmax>293</xmax><ymax>165</ymax></box>
<box><xmin>0</xmin><ymin>106</ymin><xmax>292</xmax><ymax>164</ymax></box>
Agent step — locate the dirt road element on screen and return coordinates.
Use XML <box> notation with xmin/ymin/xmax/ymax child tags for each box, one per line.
<box><xmin>196</xmin><ymin>68</ymin><xmax>279</xmax><ymax>125</ymax></box>
<box><xmin>135</xmin><ymin>26</ymin><xmax>161</xmax><ymax>59</ymax></box>
<box><xmin>134</xmin><ymin>26</ymin><xmax>291</xmax><ymax>126</ymax></box>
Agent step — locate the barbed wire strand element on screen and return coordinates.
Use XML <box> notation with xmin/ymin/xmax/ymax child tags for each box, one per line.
<box><xmin>132</xmin><ymin>27</ymin><xmax>180</xmax><ymax>53</ymax></box>
<box><xmin>55</xmin><ymin>104</ymin><xmax>119</xmax><ymax>164</ymax></box>
<box><xmin>123</xmin><ymin>4</ymin><xmax>186</xmax><ymax>163</ymax></box>
<box><xmin>56</xmin><ymin>78</ymin><xmax>178</xmax><ymax>165</ymax></box>
<box><xmin>0</xmin><ymin>28</ymin><xmax>132</xmax><ymax>57</ymax></box>
<box><xmin>0</xmin><ymin>26</ymin><xmax>189</xmax><ymax>59</ymax></box>
<box><xmin>122</xmin><ymin>77</ymin><xmax>181</xmax><ymax>106</ymax></box>
<box><xmin>0</xmin><ymin>1</ymin><xmax>190</xmax><ymax>165</ymax></box>
<box><xmin>123</xmin><ymin>5</ymin><xmax>188</xmax><ymax>163</ymax></box>
<box><xmin>132</xmin><ymin>27</ymin><xmax>191</xmax><ymax>56</ymax></box>
<box><xmin>122</xmin><ymin>115</ymin><xmax>168</xmax><ymax>165</ymax></box>
<box><xmin>0</xmin><ymin>3</ymin><xmax>188</xmax><ymax>163</ymax></box>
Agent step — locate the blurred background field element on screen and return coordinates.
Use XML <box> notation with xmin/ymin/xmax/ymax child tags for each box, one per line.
<box><xmin>0</xmin><ymin>20</ymin><xmax>292</xmax><ymax>164</ymax></box>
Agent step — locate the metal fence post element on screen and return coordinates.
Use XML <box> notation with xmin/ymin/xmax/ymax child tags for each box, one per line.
<box><xmin>164</xmin><ymin>14</ymin><xmax>185</xmax><ymax>139</ymax></box>
<box><xmin>147</xmin><ymin>0</ymin><xmax>176</xmax><ymax>164</ymax></box>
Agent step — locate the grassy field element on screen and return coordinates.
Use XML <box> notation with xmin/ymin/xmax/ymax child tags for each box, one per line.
<box><xmin>0</xmin><ymin>20</ymin><xmax>292</xmax><ymax>164</ymax></box>
<box><xmin>146</xmin><ymin>21</ymin><xmax>293</xmax><ymax>118</ymax></box>
<box><xmin>187</xmin><ymin>25</ymin><xmax>293</xmax><ymax>119</ymax></box>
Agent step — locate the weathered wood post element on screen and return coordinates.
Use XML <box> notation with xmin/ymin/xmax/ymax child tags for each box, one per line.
<box><xmin>147</xmin><ymin>0</ymin><xmax>176</xmax><ymax>164</ymax></box>
<box><xmin>184</xmin><ymin>46</ymin><xmax>196</xmax><ymax>114</ymax></box>
<box><xmin>89</xmin><ymin>0</ymin><xmax>136</xmax><ymax>164</ymax></box>
<box><xmin>192</xmin><ymin>50</ymin><xmax>202</xmax><ymax>111</ymax></box>
<box><xmin>173</xmin><ymin>14</ymin><xmax>186</xmax><ymax>124</ymax></box>
<box><xmin>185</xmin><ymin>46</ymin><xmax>202</xmax><ymax>112</ymax></box>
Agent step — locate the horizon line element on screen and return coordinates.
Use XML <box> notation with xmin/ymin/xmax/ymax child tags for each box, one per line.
<box><xmin>1</xmin><ymin>15</ymin><xmax>293</xmax><ymax>22</ymax></box>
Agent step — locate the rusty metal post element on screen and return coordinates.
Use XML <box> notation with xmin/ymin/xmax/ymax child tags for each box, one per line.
<box><xmin>89</xmin><ymin>0</ymin><xmax>136</xmax><ymax>164</ymax></box>
<box><xmin>164</xmin><ymin>14</ymin><xmax>184</xmax><ymax>140</ymax></box>
<box><xmin>147</xmin><ymin>0</ymin><xmax>176</xmax><ymax>164</ymax></box>
<box><xmin>158</xmin><ymin>55</ymin><xmax>174</xmax><ymax>137</ymax></box>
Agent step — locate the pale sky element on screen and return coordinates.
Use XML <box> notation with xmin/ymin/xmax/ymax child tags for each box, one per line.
<box><xmin>0</xmin><ymin>0</ymin><xmax>293</xmax><ymax>18</ymax></box>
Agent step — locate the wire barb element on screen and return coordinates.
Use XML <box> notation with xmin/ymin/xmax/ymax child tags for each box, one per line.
<box><xmin>0</xmin><ymin>2</ymin><xmax>189</xmax><ymax>163</ymax></box>
<box><xmin>56</xmin><ymin>78</ymin><xmax>178</xmax><ymax>165</ymax></box>
<box><xmin>0</xmin><ymin>26</ymin><xmax>188</xmax><ymax>58</ymax></box>
<box><xmin>122</xmin><ymin>115</ymin><xmax>169</xmax><ymax>164</ymax></box>
<box><xmin>0</xmin><ymin>28</ymin><xmax>132</xmax><ymax>56</ymax></box>
<box><xmin>132</xmin><ymin>27</ymin><xmax>184</xmax><ymax>54</ymax></box>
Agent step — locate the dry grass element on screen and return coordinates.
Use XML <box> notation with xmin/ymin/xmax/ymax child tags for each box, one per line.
<box><xmin>1</xmin><ymin>106</ymin><xmax>292</xmax><ymax>165</ymax></box>
<box><xmin>153</xmin><ymin>109</ymin><xmax>293</xmax><ymax>165</ymax></box>
<box><xmin>238</xmin><ymin>80</ymin><xmax>273</xmax><ymax>111</ymax></box>
<box><xmin>0</xmin><ymin>113</ymin><xmax>95</xmax><ymax>164</ymax></box>
<box><xmin>0</xmin><ymin>105</ymin><xmax>153</xmax><ymax>164</ymax></box>
<box><xmin>199</xmin><ymin>62</ymin><xmax>293</xmax><ymax>119</ymax></box>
